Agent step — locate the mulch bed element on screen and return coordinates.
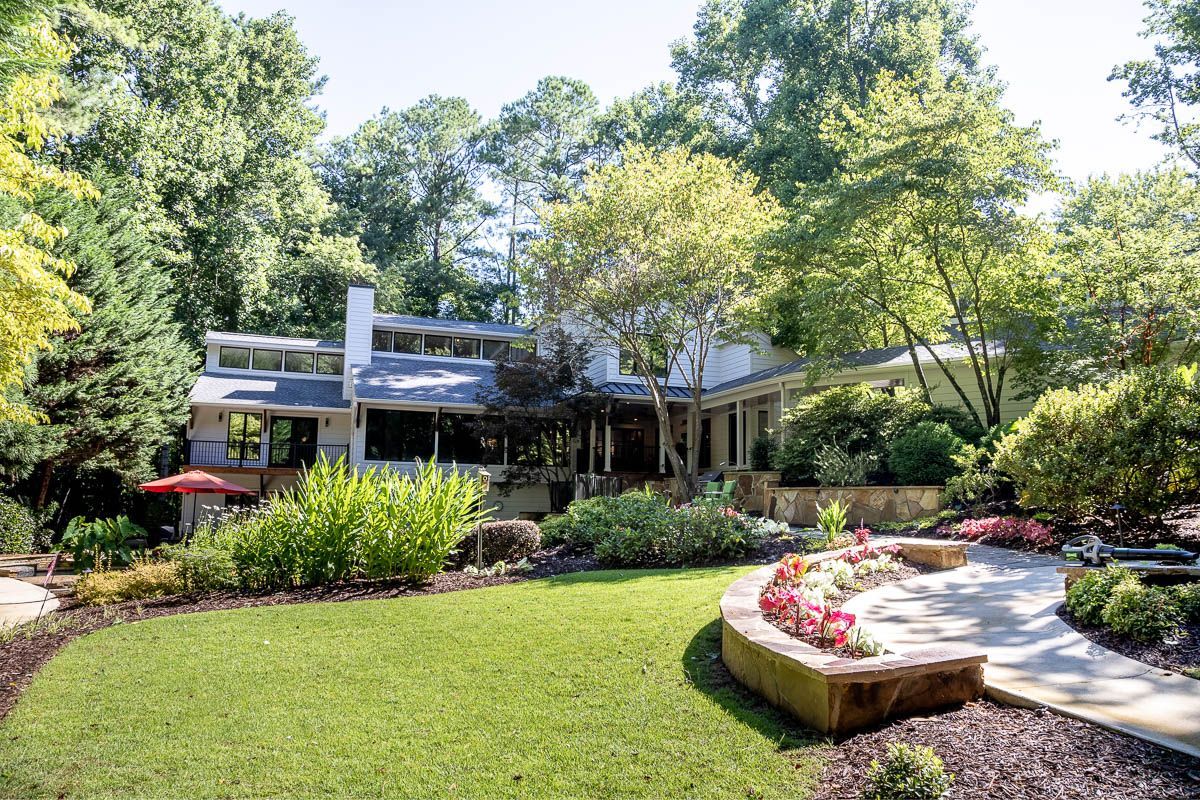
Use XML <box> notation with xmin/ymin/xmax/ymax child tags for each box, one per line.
<box><xmin>814</xmin><ymin>700</ymin><xmax>1200</xmax><ymax>799</ymax></box>
<box><xmin>1057</xmin><ymin>606</ymin><xmax>1200</xmax><ymax>679</ymax></box>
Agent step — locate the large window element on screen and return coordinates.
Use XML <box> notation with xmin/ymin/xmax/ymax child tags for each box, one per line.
<box><xmin>511</xmin><ymin>420</ymin><xmax>571</xmax><ymax>467</ymax></box>
<box><xmin>393</xmin><ymin>332</ymin><xmax>421</xmax><ymax>354</ymax></box>
<box><xmin>727</xmin><ymin>411</ymin><xmax>738</xmax><ymax>467</ymax></box>
<box><xmin>227</xmin><ymin>411</ymin><xmax>263</xmax><ymax>461</ymax></box>
<box><xmin>364</xmin><ymin>409</ymin><xmax>435</xmax><ymax>462</ymax></box>
<box><xmin>482</xmin><ymin>339</ymin><xmax>509</xmax><ymax>360</ymax></box>
<box><xmin>284</xmin><ymin>352</ymin><xmax>315</xmax><ymax>373</ymax></box>
<box><xmin>619</xmin><ymin>335</ymin><xmax>667</xmax><ymax>378</ymax></box>
<box><xmin>437</xmin><ymin>413</ymin><xmax>484</xmax><ymax>464</ymax></box>
<box><xmin>371</xmin><ymin>330</ymin><xmax>392</xmax><ymax>352</ymax></box>
<box><xmin>452</xmin><ymin>337</ymin><xmax>481</xmax><ymax>359</ymax></box>
<box><xmin>219</xmin><ymin>347</ymin><xmax>250</xmax><ymax>369</ymax></box>
<box><xmin>423</xmin><ymin>335</ymin><xmax>452</xmax><ymax>357</ymax></box>
<box><xmin>316</xmin><ymin>353</ymin><xmax>344</xmax><ymax>375</ymax></box>
<box><xmin>252</xmin><ymin>349</ymin><xmax>283</xmax><ymax>371</ymax></box>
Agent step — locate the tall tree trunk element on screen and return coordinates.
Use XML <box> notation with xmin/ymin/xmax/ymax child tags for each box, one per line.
<box><xmin>902</xmin><ymin>329</ymin><xmax>933</xmax><ymax>405</ymax></box>
<box><xmin>35</xmin><ymin>461</ymin><xmax>53</xmax><ymax>510</ymax></box>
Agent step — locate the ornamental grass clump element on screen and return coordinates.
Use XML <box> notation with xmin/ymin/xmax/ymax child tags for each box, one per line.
<box><xmin>198</xmin><ymin>456</ymin><xmax>490</xmax><ymax>589</ymax></box>
<box><xmin>75</xmin><ymin>557</ymin><xmax>183</xmax><ymax>606</ymax></box>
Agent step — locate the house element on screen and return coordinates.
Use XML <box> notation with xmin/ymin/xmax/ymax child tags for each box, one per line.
<box><xmin>182</xmin><ymin>284</ymin><xmax>1037</xmax><ymax>525</ymax></box>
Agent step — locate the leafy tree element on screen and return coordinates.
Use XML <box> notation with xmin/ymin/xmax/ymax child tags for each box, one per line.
<box><xmin>473</xmin><ymin>328</ymin><xmax>604</xmax><ymax>510</ymax></box>
<box><xmin>0</xmin><ymin>0</ymin><xmax>98</xmax><ymax>423</ymax></box>
<box><xmin>485</xmin><ymin>77</ymin><xmax>600</xmax><ymax>321</ymax></box>
<box><xmin>1113</xmin><ymin>0</ymin><xmax>1200</xmax><ymax>169</ymax></box>
<box><xmin>1043</xmin><ymin>167</ymin><xmax>1200</xmax><ymax>385</ymax></box>
<box><xmin>318</xmin><ymin>96</ymin><xmax>504</xmax><ymax>321</ymax></box>
<box><xmin>593</xmin><ymin>82</ymin><xmax>721</xmax><ymax>157</ymax></box>
<box><xmin>58</xmin><ymin>0</ymin><xmax>358</xmax><ymax>342</ymax></box>
<box><xmin>671</xmin><ymin>0</ymin><xmax>979</xmax><ymax>197</ymax></box>
<box><xmin>777</xmin><ymin>73</ymin><xmax>1057</xmax><ymax>428</ymax></box>
<box><xmin>0</xmin><ymin>176</ymin><xmax>193</xmax><ymax>509</ymax></box>
<box><xmin>525</xmin><ymin>146</ymin><xmax>782</xmax><ymax>498</ymax></box>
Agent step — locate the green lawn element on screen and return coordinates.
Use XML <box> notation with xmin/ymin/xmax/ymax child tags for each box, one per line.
<box><xmin>0</xmin><ymin>569</ymin><xmax>822</xmax><ymax>799</ymax></box>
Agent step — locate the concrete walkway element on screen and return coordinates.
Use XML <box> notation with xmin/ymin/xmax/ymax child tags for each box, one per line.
<box><xmin>843</xmin><ymin>541</ymin><xmax>1200</xmax><ymax>759</ymax></box>
<box><xmin>0</xmin><ymin>576</ymin><xmax>58</xmax><ymax>627</ymax></box>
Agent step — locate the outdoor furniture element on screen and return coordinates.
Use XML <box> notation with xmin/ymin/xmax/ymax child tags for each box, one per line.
<box><xmin>139</xmin><ymin>469</ymin><xmax>257</xmax><ymax>536</ymax></box>
<box><xmin>697</xmin><ymin>480</ymin><xmax>737</xmax><ymax>504</ymax></box>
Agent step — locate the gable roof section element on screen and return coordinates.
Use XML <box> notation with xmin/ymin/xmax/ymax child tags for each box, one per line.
<box><xmin>372</xmin><ymin>314</ymin><xmax>532</xmax><ymax>337</ymax></box>
<box><xmin>353</xmin><ymin>357</ymin><xmax>496</xmax><ymax>406</ymax></box>
<box><xmin>206</xmin><ymin>331</ymin><xmax>344</xmax><ymax>350</ymax></box>
<box><xmin>190</xmin><ymin>373</ymin><xmax>350</xmax><ymax>409</ymax></box>
<box><xmin>704</xmin><ymin>342</ymin><xmax>985</xmax><ymax>397</ymax></box>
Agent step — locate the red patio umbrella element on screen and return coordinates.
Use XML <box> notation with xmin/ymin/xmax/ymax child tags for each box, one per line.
<box><xmin>139</xmin><ymin>470</ymin><xmax>256</xmax><ymax>535</ymax></box>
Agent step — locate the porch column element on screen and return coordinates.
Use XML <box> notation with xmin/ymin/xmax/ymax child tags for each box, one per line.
<box><xmin>603</xmin><ymin>413</ymin><xmax>612</xmax><ymax>473</ymax></box>
<box><xmin>779</xmin><ymin>381</ymin><xmax>789</xmax><ymax>442</ymax></box>
<box><xmin>588</xmin><ymin>418</ymin><xmax>597</xmax><ymax>474</ymax></box>
<box><xmin>735</xmin><ymin>398</ymin><xmax>744</xmax><ymax>467</ymax></box>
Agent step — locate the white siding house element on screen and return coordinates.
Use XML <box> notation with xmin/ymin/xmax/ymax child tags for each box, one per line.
<box><xmin>182</xmin><ymin>284</ymin><xmax>1036</xmax><ymax>525</ymax></box>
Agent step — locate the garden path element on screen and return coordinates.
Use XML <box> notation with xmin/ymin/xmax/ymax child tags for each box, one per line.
<box><xmin>842</xmin><ymin>541</ymin><xmax>1200</xmax><ymax>759</ymax></box>
<box><xmin>0</xmin><ymin>577</ymin><xmax>57</xmax><ymax>627</ymax></box>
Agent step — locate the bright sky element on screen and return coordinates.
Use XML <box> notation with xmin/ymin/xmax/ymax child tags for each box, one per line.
<box><xmin>220</xmin><ymin>0</ymin><xmax>1171</xmax><ymax>183</ymax></box>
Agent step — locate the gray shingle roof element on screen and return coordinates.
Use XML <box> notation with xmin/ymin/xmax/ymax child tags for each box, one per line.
<box><xmin>207</xmin><ymin>332</ymin><xmax>344</xmax><ymax>350</ymax></box>
<box><xmin>353</xmin><ymin>357</ymin><xmax>495</xmax><ymax>406</ymax></box>
<box><xmin>190</xmin><ymin>373</ymin><xmax>350</xmax><ymax>409</ymax></box>
<box><xmin>372</xmin><ymin>314</ymin><xmax>532</xmax><ymax>337</ymax></box>
<box><xmin>596</xmin><ymin>381</ymin><xmax>694</xmax><ymax>399</ymax></box>
<box><xmin>704</xmin><ymin>342</ymin><xmax>984</xmax><ymax>396</ymax></box>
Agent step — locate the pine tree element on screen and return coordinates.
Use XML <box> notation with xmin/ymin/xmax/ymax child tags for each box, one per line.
<box><xmin>0</xmin><ymin>175</ymin><xmax>194</xmax><ymax>508</ymax></box>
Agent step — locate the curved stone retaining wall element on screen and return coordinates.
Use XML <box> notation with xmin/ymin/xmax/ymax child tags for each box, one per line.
<box><xmin>720</xmin><ymin>540</ymin><xmax>984</xmax><ymax>737</ymax></box>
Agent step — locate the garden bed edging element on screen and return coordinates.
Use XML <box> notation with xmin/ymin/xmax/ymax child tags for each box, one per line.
<box><xmin>720</xmin><ymin>540</ymin><xmax>985</xmax><ymax>737</ymax></box>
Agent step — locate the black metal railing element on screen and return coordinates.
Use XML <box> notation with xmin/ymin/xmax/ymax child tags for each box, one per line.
<box><xmin>185</xmin><ymin>440</ymin><xmax>348</xmax><ymax>469</ymax></box>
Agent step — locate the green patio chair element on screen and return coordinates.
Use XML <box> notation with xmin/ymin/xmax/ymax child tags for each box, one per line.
<box><xmin>695</xmin><ymin>480</ymin><xmax>723</xmax><ymax>502</ymax></box>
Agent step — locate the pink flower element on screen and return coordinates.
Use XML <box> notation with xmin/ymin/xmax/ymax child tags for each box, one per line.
<box><xmin>853</xmin><ymin>526</ymin><xmax>871</xmax><ymax>546</ymax></box>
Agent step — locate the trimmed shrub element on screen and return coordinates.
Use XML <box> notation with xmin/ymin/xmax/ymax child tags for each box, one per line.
<box><xmin>887</xmin><ymin>422</ymin><xmax>965</xmax><ymax>486</ymax></box>
<box><xmin>75</xmin><ymin>559</ymin><xmax>183</xmax><ymax>605</ymax></box>
<box><xmin>994</xmin><ymin>365</ymin><xmax>1200</xmax><ymax>520</ymax></box>
<box><xmin>456</xmin><ymin>520</ymin><xmax>541</xmax><ymax>566</ymax></box>
<box><xmin>774</xmin><ymin>383</ymin><xmax>977</xmax><ymax>486</ymax></box>
<box><xmin>749</xmin><ymin>434</ymin><xmax>778</xmax><ymax>471</ymax></box>
<box><xmin>862</xmin><ymin>742</ymin><xmax>954</xmax><ymax>799</ymax></box>
<box><xmin>0</xmin><ymin>496</ymin><xmax>40</xmax><ymax>554</ymax></box>
<box><xmin>774</xmin><ymin>384</ymin><xmax>928</xmax><ymax>484</ymax></box>
<box><xmin>162</xmin><ymin>545</ymin><xmax>239</xmax><ymax>592</ymax></box>
<box><xmin>1065</xmin><ymin>565</ymin><xmax>1134</xmax><ymax>625</ymax></box>
<box><xmin>549</xmin><ymin>491</ymin><xmax>770</xmax><ymax>567</ymax></box>
<box><xmin>1101</xmin><ymin>578</ymin><xmax>1183</xmax><ymax>643</ymax></box>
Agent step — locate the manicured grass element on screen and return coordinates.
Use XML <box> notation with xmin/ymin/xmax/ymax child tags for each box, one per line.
<box><xmin>0</xmin><ymin>569</ymin><xmax>821</xmax><ymax>799</ymax></box>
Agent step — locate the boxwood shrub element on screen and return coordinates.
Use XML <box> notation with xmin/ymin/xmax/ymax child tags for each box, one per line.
<box><xmin>888</xmin><ymin>422</ymin><xmax>965</xmax><ymax>486</ymax></box>
<box><xmin>0</xmin><ymin>496</ymin><xmax>41</xmax><ymax>554</ymax></box>
<box><xmin>456</xmin><ymin>520</ymin><xmax>541</xmax><ymax>566</ymax></box>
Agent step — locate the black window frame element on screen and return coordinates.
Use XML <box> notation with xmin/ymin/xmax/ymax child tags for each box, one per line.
<box><xmin>227</xmin><ymin>411</ymin><xmax>263</xmax><ymax>461</ymax></box>
<box><xmin>315</xmin><ymin>353</ymin><xmax>344</xmax><ymax>375</ymax></box>
<box><xmin>219</xmin><ymin>346</ymin><xmax>251</xmax><ymax>370</ymax></box>
<box><xmin>251</xmin><ymin>349</ymin><xmax>283</xmax><ymax>371</ymax></box>
<box><xmin>423</xmin><ymin>335</ymin><xmax>453</xmax><ymax>357</ymax></box>
<box><xmin>284</xmin><ymin>351</ymin><xmax>315</xmax><ymax>374</ymax></box>
<box><xmin>371</xmin><ymin>330</ymin><xmax>393</xmax><ymax>352</ymax></box>
<box><xmin>364</xmin><ymin>408</ymin><xmax>436</xmax><ymax>462</ymax></box>
<box><xmin>436</xmin><ymin>412</ymin><xmax>485</xmax><ymax>464</ymax></box>
<box><xmin>392</xmin><ymin>332</ymin><xmax>422</xmax><ymax>354</ymax></box>
<box><xmin>452</xmin><ymin>337</ymin><xmax>481</xmax><ymax>359</ymax></box>
<box><xmin>482</xmin><ymin>339</ymin><xmax>510</xmax><ymax>360</ymax></box>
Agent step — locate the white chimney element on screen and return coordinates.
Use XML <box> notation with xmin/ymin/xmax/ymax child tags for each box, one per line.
<box><xmin>343</xmin><ymin>283</ymin><xmax>375</xmax><ymax>399</ymax></box>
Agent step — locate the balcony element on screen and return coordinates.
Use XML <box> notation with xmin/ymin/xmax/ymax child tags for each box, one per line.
<box><xmin>184</xmin><ymin>440</ymin><xmax>349</xmax><ymax>472</ymax></box>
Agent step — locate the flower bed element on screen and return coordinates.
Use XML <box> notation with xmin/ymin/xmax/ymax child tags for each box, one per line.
<box><xmin>758</xmin><ymin>531</ymin><xmax>912</xmax><ymax>659</ymax></box>
<box><xmin>720</xmin><ymin>538</ymin><xmax>985</xmax><ymax>737</ymax></box>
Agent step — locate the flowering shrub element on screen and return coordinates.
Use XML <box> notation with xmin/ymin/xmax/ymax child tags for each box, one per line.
<box><xmin>758</xmin><ymin>533</ymin><xmax>902</xmax><ymax>658</ymax></box>
<box><xmin>956</xmin><ymin>516</ymin><xmax>1053</xmax><ymax>548</ymax></box>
